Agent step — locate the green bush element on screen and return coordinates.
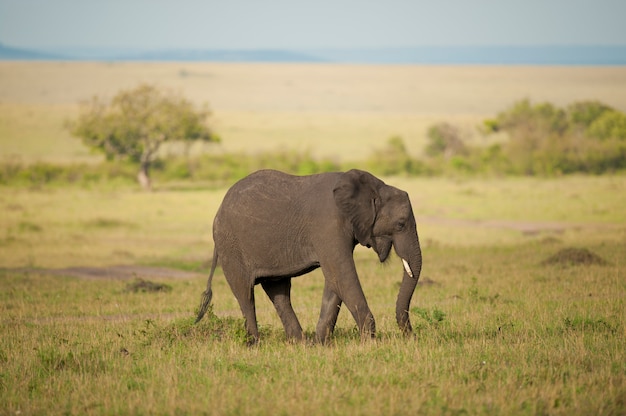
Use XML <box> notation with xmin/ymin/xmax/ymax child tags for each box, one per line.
<box><xmin>478</xmin><ymin>99</ymin><xmax>626</xmax><ymax>175</ymax></box>
<box><xmin>419</xmin><ymin>99</ymin><xmax>626</xmax><ymax>176</ymax></box>
<box><xmin>425</xmin><ymin>123</ymin><xmax>467</xmax><ymax>158</ymax></box>
<box><xmin>587</xmin><ymin>110</ymin><xmax>626</xmax><ymax>140</ymax></box>
<box><xmin>151</xmin><ymin>150</ymin><xmax>341</xmax><ymax>184</ymax></box>
<box><xmin>0</xmin><ymin>160</ymin><xmax>138</xmax><ymax>188</ymax></box>
<box><xmin>567</xmin><ymin>100</ymin><xmax>614</xmax><ymax>131</ymax></box>
<box><xmin>365</xmin><ymin>136</ymin><xmax>428</xmax><ymax>176</ymax></box>
<box><xmin>488</xmin><ymin>99</ymin><xmax>568</xmax><ymax>138</ymax></box>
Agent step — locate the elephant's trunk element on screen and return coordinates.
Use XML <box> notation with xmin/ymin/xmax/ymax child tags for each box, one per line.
<box><xmin>395</xmin><ymin>245</ymin><xmax>422</xmax><ymax>335</ymax></box>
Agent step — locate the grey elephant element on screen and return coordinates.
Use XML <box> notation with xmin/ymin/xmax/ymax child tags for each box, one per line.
<box><xmin>195</xmin><ymin>169</ymin><xmax>422</xmax><ymax>344</ymax></box>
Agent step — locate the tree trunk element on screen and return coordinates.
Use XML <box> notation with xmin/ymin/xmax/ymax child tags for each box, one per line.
<box><xmin>137</xmin><ymin>161</ymin><xmax>152</xmax><ymax>191</ymax></box>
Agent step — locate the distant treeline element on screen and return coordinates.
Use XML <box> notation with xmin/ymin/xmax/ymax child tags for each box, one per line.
<box><xmin>1</xmin><ymin>99</ymin><xmax>625</xmax><ymax>188</ymax></box>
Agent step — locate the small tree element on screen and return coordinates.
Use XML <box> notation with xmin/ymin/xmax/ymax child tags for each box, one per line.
<box><xmin>69</xmin><ymin>84</ymin><xmax>218</xmax><ymax>189</ymax></box>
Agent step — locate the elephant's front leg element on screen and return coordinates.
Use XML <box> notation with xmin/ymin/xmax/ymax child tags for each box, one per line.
<box><xmin>261</xmin><ymin>279</ymin><xmax>304</xmax><ymax>341</ymax></box>
<box><xmin>315</xmin><ymin>283</ymin><xmax>342</xmax><ymax>344</ymax></box>
<box><xmin>320</xmin><ymin>260</ymin><xmax>376</xmax><ymax>341</ymax></box>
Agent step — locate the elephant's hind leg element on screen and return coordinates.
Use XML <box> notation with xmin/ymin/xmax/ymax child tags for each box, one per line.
<box><xmin>315</xmin><ymin>283</ymin><xmax>342</xmax><ymax>344</ymax></box>
<box><xmin>224</xmin><ymin>272</ymin><xmax>260</xmax><ymax>344</ymax></box>
<box><xmin>261</xmin><ymin>279</ymin><xmax>304</xmax><ymax>341</ymax></box>
<box><xmin>237</xmin><ymin>286</ymin><xmax>260</xmax><ymax>345</ymax></box>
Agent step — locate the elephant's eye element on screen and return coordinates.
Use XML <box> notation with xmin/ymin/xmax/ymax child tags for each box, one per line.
<box><xmin>396</xmin><ymin>220</ymin><xmax>406</xmax><ymax>231</ymax></box>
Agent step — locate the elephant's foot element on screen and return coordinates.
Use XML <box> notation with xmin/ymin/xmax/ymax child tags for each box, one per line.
<box><xmin>314</xmin><ymin>331</ymin><xmax>332</xmax><ymax>345</ymax></box>
<box><xmin>358</xmin><ymin>313</ymin><xmax>376</xmax><ymax>341</ymax></box>
<box><xmin>245</xmin><ymin>333</ymin><xmax>259</xmax><ymax>347</ymax></box>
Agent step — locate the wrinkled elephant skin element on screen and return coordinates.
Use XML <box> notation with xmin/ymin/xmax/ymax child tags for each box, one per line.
<box><xmin>196</xmin><ymin>169</ymin><xmax>422</xmax><ymax>344</ymax></box>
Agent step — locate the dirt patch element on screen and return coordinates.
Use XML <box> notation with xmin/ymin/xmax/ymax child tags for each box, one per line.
<box><xmin>125</xmin><ymin>278</ymin><xmax>172</xmax><ymax>293</ymax></box>
<box><xmin>541</xmin><ymin>247</ymin><xmax>609</xmax><ymax>266</ymax></box>
<box><xmin>18</xmin><ymin>265</ymin><xmax>205</xmax><ymax>280</ymax></box>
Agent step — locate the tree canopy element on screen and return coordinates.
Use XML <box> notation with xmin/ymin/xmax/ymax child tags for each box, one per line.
<box><xmin>69</xmin><ymin>84</ymin><xmax>218</xmax><ymax>189</ymax></box>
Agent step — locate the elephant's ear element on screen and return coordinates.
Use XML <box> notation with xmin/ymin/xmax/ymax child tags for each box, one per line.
<box><xmin>333</xmin><ymin>169</ymin><xmax>383</xmax><ymax>247</ymax></box>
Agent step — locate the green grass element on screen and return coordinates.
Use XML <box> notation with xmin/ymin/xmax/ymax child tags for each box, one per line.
<box><xmin>0</xmin><ymin>176</ymin><xmax>625</xmax><ymax>414</ymax></box>
<box><xmin>1</xmin><ymin>242</ymin><xmax>624</xmax><ymax>415</ymax></box>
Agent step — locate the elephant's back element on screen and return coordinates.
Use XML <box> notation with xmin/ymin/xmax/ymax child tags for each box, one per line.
<box><xmin>214</xmin><ymin>169</ymin><xmax>340</xmax><ymax>237</ymax></box>
<box><xmin>223</xmin><ymin>169</ymin><xmax>340</xmax><ymax>207</ymax></box>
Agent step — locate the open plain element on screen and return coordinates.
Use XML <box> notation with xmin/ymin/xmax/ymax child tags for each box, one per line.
<box><xmin>2</xmin><ymin>62</ymin><xmax>626</xmax><ymax>162</ymax></box>
<box><xmin>0</xmin><ymin>62</ymin><xmax>625</xmax><ymax>415</ymax></box>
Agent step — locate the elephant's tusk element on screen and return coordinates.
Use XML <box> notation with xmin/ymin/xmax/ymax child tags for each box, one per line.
<box><xmin>402</xmin><ymin>259</ymin><xmax>414</xmax><ymax>278</ymax></box>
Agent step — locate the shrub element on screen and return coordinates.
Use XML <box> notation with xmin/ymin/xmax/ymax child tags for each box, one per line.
<box><xmin>567</xmin><ymin>100</ymin><xmax>614</xmax><ymax>131</ymax></box>
<box><xmin>151</xmin><ymin>150</ymin><xmax>341</xmax><ymax>184</ymax></box>
<box><xmin>0</xmin><ymin>160</ymin><xmax>137</xmax><ymax>187</ymax></box>
<box><xmin>489</xmin><ymin>99</ymin><xmax>568</xmax><ymax>138</ymax></box>
<box><xmin>586</xmin><ymin>110</ymin><xmax>626</xmax><ymax>140</ymax></box>
<box><xmin>425</xmin><ymin>123</ymin><xmax>467</xmax><ymax>159</ymax></box>
<box><xmin>366</xmin><ymin>136</ymin><xmax>427</xmax><ymax>176</ymax></box>
<box><xmin>479</xmin><ymin>99</ymin><xmax>626</xmax><ymax>175</ymax></box>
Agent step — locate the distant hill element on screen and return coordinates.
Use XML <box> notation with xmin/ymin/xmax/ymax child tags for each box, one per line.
<box><xmin>320</xmin><ymin>45</ymin><xmax>626</xmax><ymax>65</ymax></box>
<box><xmin>1</xmin><ymin>43</ymin><xmax>625</xmax><ymax>65</ymax></box>
<box><xmin>0</xmin><ymin>43</ymin><xmax>68</xmax><ymax>60</ymax></box>
<box><xmin>0</xmin><ymin>43</ymin><xmax>324</xmax><ymax>63</ymax></box>
<box><xmin>116</xmin><ymin>49</ymin><xmax>325</xmax><ymax>63</ymax></box>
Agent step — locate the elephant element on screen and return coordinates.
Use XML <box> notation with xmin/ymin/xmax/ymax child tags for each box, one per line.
<box><xmin>195</xmin><ymin>169</ymin><xmax>422</xmax><ymax>344</ymax></box>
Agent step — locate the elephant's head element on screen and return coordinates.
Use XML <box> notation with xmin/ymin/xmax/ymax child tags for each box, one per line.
<box><xmin>333</xmin><ymin>169</ymin><xmax>423</xmax><ymax>334</ymax></box>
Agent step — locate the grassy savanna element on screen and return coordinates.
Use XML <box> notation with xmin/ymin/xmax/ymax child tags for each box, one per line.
<box><xmin>1</xmin><ymin>62</ymin><xmax>626</xmax><ymax>414</ymax></box>
<box><xmin>2</xmin><ymin>176</ymin><xmax>624</xmax><ymax>268</ymax></box>
<box><xmin>2</xmin><ymin>62</ymin><xmax>626</xmax><ymax>162</ymax></box>
<box><xmin>1</xmin><ymin>177</ymin><xmax>625</xmax><ymax>415</ymax></box>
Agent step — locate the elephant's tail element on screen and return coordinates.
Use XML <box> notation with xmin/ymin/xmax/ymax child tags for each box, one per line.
<box><xmin>195</xmin><ymin>249</ymin><xmax>218</xmax><ymax>323</ymax></box>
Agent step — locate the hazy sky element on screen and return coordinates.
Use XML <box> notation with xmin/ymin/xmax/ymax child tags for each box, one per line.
<box><xmin>1</xmin><ymin>0</ymin><xmax>625</xmax><ymax>50</ymax></box>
